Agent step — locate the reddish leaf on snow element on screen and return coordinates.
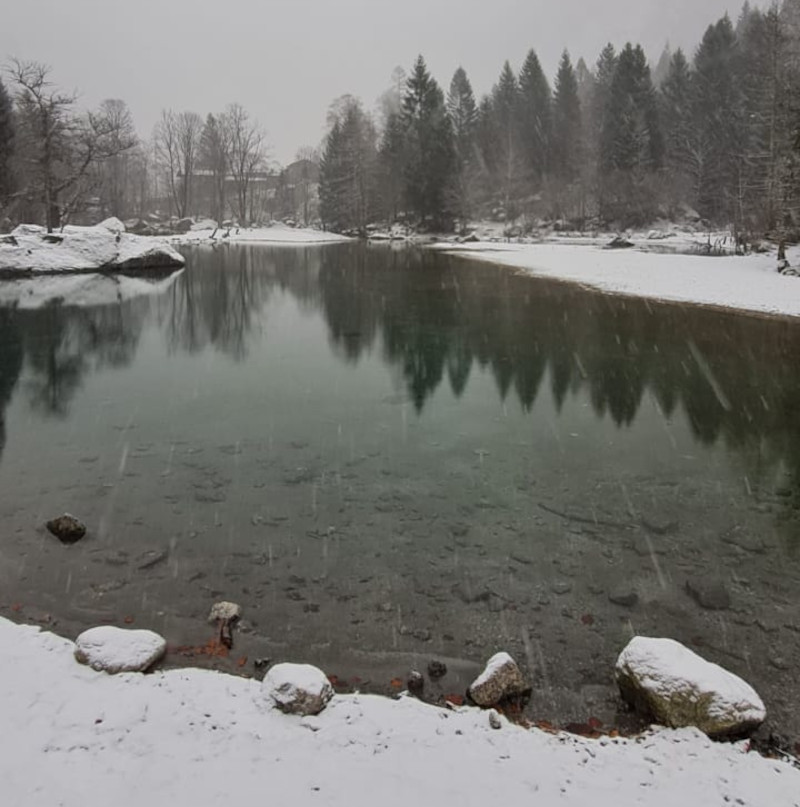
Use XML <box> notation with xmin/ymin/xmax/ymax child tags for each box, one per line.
<box><xmin>444</xmin><ymin>694</ymin><xmax>464</xmax><ymax>706</ymax></box>
<box><xmin>534</xmin><ymin>720</ymin><xmax>558</xmax><ymax>734</ymax></box>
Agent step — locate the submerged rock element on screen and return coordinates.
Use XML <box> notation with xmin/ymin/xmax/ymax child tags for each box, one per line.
<box><xmin>468</xmin><ymin>652</ymin><xmax>529</xmax><ymax>708</ymax></box>
<box><xmin>262</xmin><ymin>663</ymin><xmax>334</xmax><ymax>716</ymax></box>
<box><xmin>615</xmin><ymin>636</ymin><xmax>765</xmax><ymax>737</ymax></box>
<box><xmin>74</xmin><ymin>626</ymin><xmax>166</xmax><ymax>674</ymax></box>
<box><xmin>685</xmin><ymin>578</ymin><xmax>731</xmax><ymax>611</ymax></box>
<box><xmin>46</xmin><ymin>514</ymin><xmax>86</xmax><ymax>544</ymax></box>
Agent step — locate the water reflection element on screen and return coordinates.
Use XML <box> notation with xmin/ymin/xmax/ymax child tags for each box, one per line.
<box><xmin>0</xmin><ymin>244</ymin><xmax>799</xmax><ymax>487</ymax></box>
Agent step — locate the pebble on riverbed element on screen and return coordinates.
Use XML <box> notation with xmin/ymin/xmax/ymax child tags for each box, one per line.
<box><xmin>46</xmin><ymin>514</ymin><xmax>86</xmax><ymax>544</ymax></box>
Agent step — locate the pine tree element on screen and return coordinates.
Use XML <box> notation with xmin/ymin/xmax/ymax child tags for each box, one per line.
<box><xmin>447</xmin><ymin>67</ymin><xmax>479</xmax><ymax>219</ymax></box>
<box><xmin>378</xmin><ymin>111</ymin><xmax>407</xmax><ymax>222</ymax></box>
<box><xmin>402</xmin><ymin>55</ymin><xmax>455</xmax><ymax>227</ymax></box>
<box><xmin>601</xmin><ymin>44</ymin><xmax>663</xmax><ymax>175</ymax></box>
<box><xmin>599</xmin><ymin>43</ymin><xmax>664</xmax><ymax>224</ymax></box>
<box><xmin>652</xmin><ymin>43</ymin><xmax>673</xmax><ymax>87</ymax></box>
<box><xmin>489</xmin><ymin>61</ymin><xmax>520</xmax><ymax>212</ymax></box>
<box><xmin>517</xmin><ymin>49</ymin><xmax>552</xmax><ymax>183</ymax></box>
<box><xmin>551</xmin><ymin>50</ymin><xmax>582</xmax><ymax>183</ymax></box>
<box><xmin>0</xmin><ymin>77</ymin><xmax>14</xmax><ymax>206</ymax></box>
<box><xmin>319</xmin><ymin>120</ymin><xmax>345</xmax><ymax>230</ymax></box>
<box><xmin>692</xmin><ymin>15</ymin><xmax>744</xmax><ymax>223</ymax></box>
<box><xmin>660</xmin><ymin>49</ymin><xmax>696</xmax><ymax>201</ymax></box>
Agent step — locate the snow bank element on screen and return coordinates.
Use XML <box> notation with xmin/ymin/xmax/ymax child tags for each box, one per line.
<box><xmin>439</xmin><ymin>241</ymin><xmax>800</xmax><ymax>318</ymax></box>
<box><xmin>172</xmin><ymin>223</ymin><xmax>351</xmax><ymax>246</ymax></box>
<box><xmin>1</xmin><ymin>616</ymin><xmax>798</xmax><ymax>807</ymax></box>
<box><xmin>616</xmin><ymin>637</ymin><xmax>766</xmax><ymax>737</ymax></box>
<box><xmin>0</xmin><ymin>268</ymin><xmax>182</xmax><ymax>309</ymax></box>
<box><xmin>0</xmin><ymin>220</ymin><xmax>185</xmax><ymax>275</ymax></box>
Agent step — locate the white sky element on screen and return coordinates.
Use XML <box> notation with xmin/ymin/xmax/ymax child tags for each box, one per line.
<box><xmin>0</xmin><ymin>0</ymin><xmax>752</xmax><ymax>164</ymax></box>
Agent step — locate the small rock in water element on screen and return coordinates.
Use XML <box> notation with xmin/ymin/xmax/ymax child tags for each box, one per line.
<box><xmin>469</xmin><ymin>652</ymin><xmax>530</xmax><ymax>708</ymax></box>
<box><xmin>46</xmin><ymin>514</ymin><xmax>86</xmax><ymax>544</ymax></box>
<box><xmin>685</xmin><ymin>578</ymin><xmax>730</xmax><ymax>610</ymax></box>
<box><xmin>208</xmin><ymin>601</ymin><xmax>242</xmax><ymax>624</ymax></box>
<box><xmin>262</xmin><ymin>663</ymin><xmax>334</xmax><ymax>716</ymax></box>
<box><xmin>608</xmin><ymin>586</ymin><xmax>639</xmax><ymax>608</ymax></box>
<box><xmin>74</xmin><ymin>626</ymin><xmax>166</xmax><ymax>674</ymax></box>
<box><xmin>551</xmin><ymin>581</ymin><xmax>572</xmax><ymax>596</ymax></box>
<box><xmin>427</xmin><ymin>660</ymin><xmax>448</xmax><ymax>680</ymax></box>
<box><xmin>407</xmin><ymin>670</ymin><xmax>425</xmax><ymax>698</ymax></box>
<box><xmin>615</xmin><ymin>636</ymin><xmax>765</xmax><ymax>737</ymax></box>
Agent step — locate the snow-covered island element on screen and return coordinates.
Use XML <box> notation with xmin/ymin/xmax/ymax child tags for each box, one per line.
<box><xmin>2</xmin><ymin>616</ymin><xmax>798</xmax><ymax>807</ymax></box>
<box><xmin>0</xmin><ymin>218</ymin><xmax>185</xmax><ymax>276</ymax></box>
<box><xmin>170</xmin><ymin>221</ymin><xmax>352</xmax><ymax>246</ymax></box>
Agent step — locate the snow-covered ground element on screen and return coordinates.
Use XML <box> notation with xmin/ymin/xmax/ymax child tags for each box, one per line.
<box><xmin>172</xmin><ymin>223</ymin><xmax>351</xmax><ymax>246</ymax></box>
<box><xmin>2</xmin><ymin>617</ymin><xmax>798</xmax><ymax>807</ymax></box>
<box><xmin>0</xmin><ymin>268</ymin><xmax>183</xmax><ymax>309</ymax></box>
<box><xmin>437</xmin><ymin>239</ymin><xmax>800</xmax><ymax>318</ymax></box>
<box><xmin>0</xmin><ymin>219</ymin><xmax>185</xmax><ymax>275</ymax></box>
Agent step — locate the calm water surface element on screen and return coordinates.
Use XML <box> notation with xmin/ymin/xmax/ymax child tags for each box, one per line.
<box><xmin>1</xmin><ymin>243</ymin><xmax>799</xmax><ymax>736</ymax></box>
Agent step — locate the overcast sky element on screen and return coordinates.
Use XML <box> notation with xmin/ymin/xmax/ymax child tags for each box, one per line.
<box><xmin>1</xmin><ymin>0</ymin><xmax>753</xmax><ymax>164</ymax></box>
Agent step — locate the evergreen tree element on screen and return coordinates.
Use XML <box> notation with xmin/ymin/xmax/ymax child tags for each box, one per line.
<box><xmin>601</xmin><ymin>43</ymin><xmax>663</xmax><ymax>175</ymax></box>
<box><xmin>447</xmin><ymin>67</ymin><xmax>479</xmax><ymax>219</ymax></box>
<box><xmin>0</xmin><ymin>77</ymin><xmax>14</xmax><ymax>206</ymax></box>
<box><xmin>517</xmin><ymin>49</ymin><xmax>552</xmax><ymax>183</ymax></box>
<box><xmin>489</xmin><ymin>61</ymin><xmax>521</xmax><ymax>212</ymax></box>
<box><xmin>551</xmin><ymin>50</ymin><xmax>582</xmax><ymax>183</ymax></box>
<box><xmin>660</xmin><ymin>49</ymin><xmax>697</xmax><ymax>200</ymax></box>
<box><xmin>691</xmin><ymin>15</ymin><xmax>744</xmax><ymax>223</ymax></box>
<box><xmin>599</xmin><ymin>43</ymin><xmax>664</xmax><ymax>224</ymax></box>
<box><xmin>378</xmin><ymin>111</ymin><xmax>407</xmax><ymax>222</ymax></box>
<box><xmin>401</xmin><ymin>56</ymin><xmax>455</xmax><ymax>226</ymax></box>
<box><xmin>652</xmin><ymin>43</ymin><xmax>673</xmax><ymax>87</ymax></box>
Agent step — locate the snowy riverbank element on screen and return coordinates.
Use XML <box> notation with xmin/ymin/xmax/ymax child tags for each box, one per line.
<box><xmin>2</xmin><ymin>617</ymin><xmax>798</xmax><ymax>807</ymax></box>
<box><xmin>437</xmin><ymin>240</ymin><xmax>800</xmax><ymax>318</ymax></box>
<box><xmin>171</xmin><ymin>223</ymin><xmax>352</xmax><ymax>246</ymax></box>
<box><xmin>0</xmin><ymin>219</ymin><xmax>185</xmax><ymax>275</ymax></box>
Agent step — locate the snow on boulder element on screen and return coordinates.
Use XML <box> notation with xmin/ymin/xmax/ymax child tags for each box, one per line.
<box><xmin>468</xmin><ymin>652</ymin><xmax>530</xmax><ymax>708</ymax></box>
<box><xmin>74</xmin><ymin>626</ymin><xmax>167</xmax><ymax>674</ymax></box>
<box><xmin>0</xmin><ymin>222</ymin><xmax>185</xmax><ymax>275</ymax></box>
<box><xmin>615</xmin><ymin>637</ymin><xmax>766</xmax><ymax>737</ymax></box>
<box><xmin>262</xmin><ymin>662</ymin><xmax>334</xmax><ymax>716</ymax></box>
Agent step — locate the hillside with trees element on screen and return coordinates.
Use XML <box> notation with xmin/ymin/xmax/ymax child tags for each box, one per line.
<box><xmin>318</xmin><ymin>1</ymin><xmax>800</xmax><ymax>240</ymax></box>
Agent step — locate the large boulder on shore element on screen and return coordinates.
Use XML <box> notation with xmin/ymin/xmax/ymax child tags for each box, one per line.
<box><xmin>262</xmin><ymin>663</ymin><xmax>334</xmax><ymax>716</ymax></box>
<box><xmin>74</xmin><ymin>626</ymin><xmax>167</xmax><ymax>674</ymax></box>
<box><xmin>615</xmin><ymin>637</ymin><xmax>765</xmax><ymax>737</ymax></box>
<box><xmin>468</xmin><ymin>652</ymin><xmax>529</xmax><ymax>708</ymax></box>
<box><xmin>0</xmin><ymin>222</ymin><xmax>185</xmax><ymax>275</ymax></box>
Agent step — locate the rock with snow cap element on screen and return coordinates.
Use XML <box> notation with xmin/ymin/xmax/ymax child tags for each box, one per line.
<box><xmin>468</xmin><ymin>652</ymin><xmax>529</xmax><ymax>708</ymax></box>
<box><xmin>262</xmin><ymin>662</ymin><xmax>334</xmax><ymax>716</ymax></box>
<box><xmin>74</xmin><ymin>626</ymin><xmax>166</xmax><ymax>674</ymax></box>
<box><xmin>615</xmin><ymin>636</ymin><xmax>765</xmax><ymax>737</ymax></box>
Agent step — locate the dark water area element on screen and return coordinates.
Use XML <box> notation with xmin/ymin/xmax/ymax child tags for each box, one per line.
<box><xmin>0</xmin><ymin>243</ymin><xmax>799</xmax><ymax>739</ymax></box>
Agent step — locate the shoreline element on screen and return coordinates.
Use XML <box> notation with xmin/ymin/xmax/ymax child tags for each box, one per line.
<box><xmin>2</xmin><ymin>615</ymin><xmax>799</xmax><ymax>806</ymax></box>
<box><xmin>432</xmin><ymin>240</ymin><xmax>800</xmax><ymax>321</ymax></box>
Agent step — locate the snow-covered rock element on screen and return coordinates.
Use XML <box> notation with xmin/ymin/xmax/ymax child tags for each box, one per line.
<box><xmin>468</xmin><ymin>652</ymin><xmax>529</xmax><ymax>707</ymax></box>
<box><xmin>262</xmin><ymin>662</ymin><xmax>334</xmax><ymax>716</ymax></box>
<box><xmin>208</xmin><ymin>602</ymin><xmax>241</xmax><ymax>623</ymax></box>
<box><xmin>74</xmin><ymin>626</ymin><xmax>167</xmax><ymax>674</ymax></box>
<box><xmin>0</xmin><ymin>222</ymin><xmax>185</xmax><ymax>275</ymax></box>
<box><xmin>615</xmin><ymin>637</ymin><xmax>766</xmax><ymax>737</ymax></box>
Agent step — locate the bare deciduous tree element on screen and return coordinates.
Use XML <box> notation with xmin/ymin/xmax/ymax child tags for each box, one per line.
<box><xmin>223</xmin><ymin>103</ymin><xmax>266</xmax><ymax>225</ymax></box>
<box><xmin>154</xmin><ymin>108</ymin><xmax>202</xmax><ymax>218</ymax></box>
